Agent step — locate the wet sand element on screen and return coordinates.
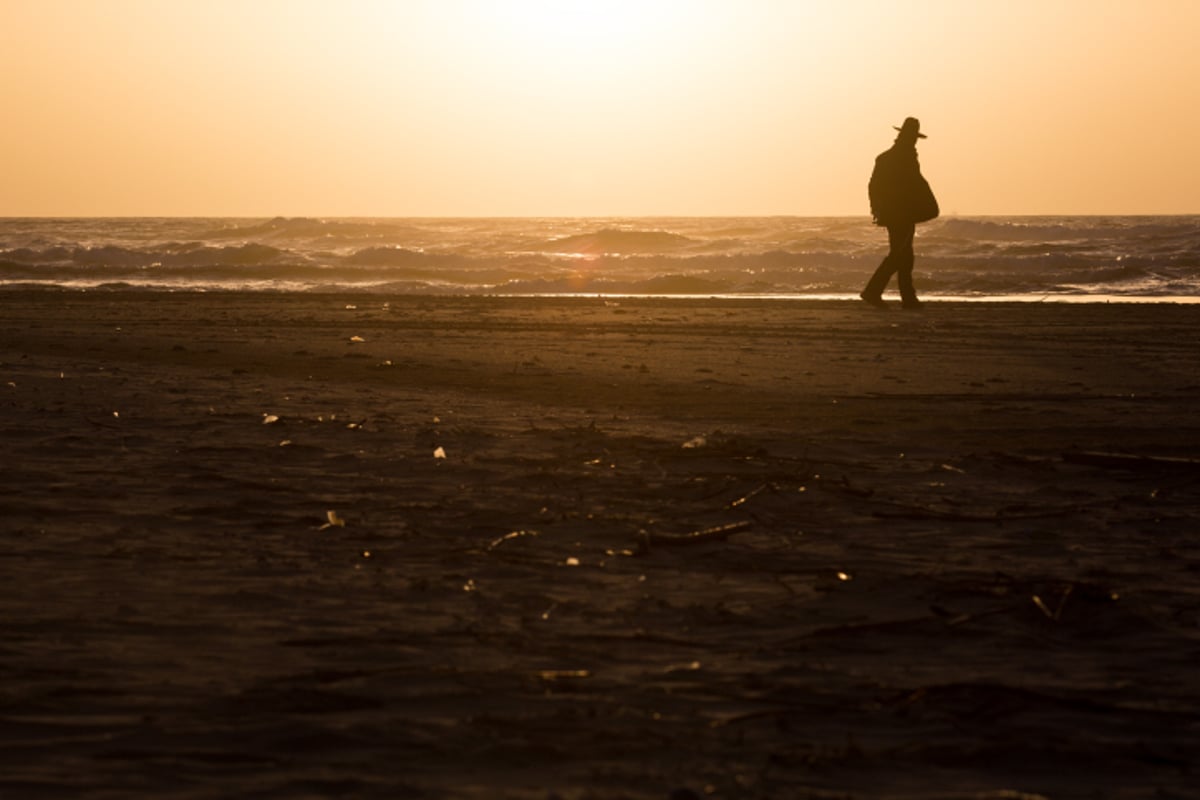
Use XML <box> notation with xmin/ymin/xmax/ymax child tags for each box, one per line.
<box><xmin>2</xmin><ymin>291</ymin><xmax>1198</xmax><ymax>799</ymax></box>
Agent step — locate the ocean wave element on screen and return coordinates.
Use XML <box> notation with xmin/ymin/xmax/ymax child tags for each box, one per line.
<box><xmin>1</xmin><ymin>216</ymin><xmax>1197</xmax><ymax>298</ymax></box>
<box><xmin>532</xmin><ymin>228</ymin><xmax>697</xmax><ymax>255</ymax></box>
<box><xmin>936</xmin><ymin>218</ymin><xmax>1108</xmax><ymax>242</ymax></box>
<box><xmin>344</xmin><ymin>247</ymin><xmax>465</xmax><ymax>267</ymax></box>
<box><xmin>935</xmin><ymin>217</ymin><xmax>1200</xmax><ymax>247</ymax></box>
<box><xmin>1</xmin><ymin>243</ymin><xmax>297</xmax><ymax>268</ymax></box>
<box><xmin>195</xmin><ymin>216</ymin><xmax>429</xmax><ymax>243</ymax></box>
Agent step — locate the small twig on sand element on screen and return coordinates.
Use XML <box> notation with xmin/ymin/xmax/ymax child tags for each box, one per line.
<box><xmin>1063</xmin><ymin>451</ymin><xmax>1200</xmax><ymax>472</ymax></box>
<box><xmin>729</xmin><ymin>484</ymin><xmax>770</xmax><ymax>508</ymax></box>
<box><xmin>487</xmin><ymin>529</ymin><xmax>540</xmax><ymax>550</ymax></box>
<box><xmin>1032</xmin><ymin>583</ymin><xmax>1074</xmax><ymax>621</ymax></box>
<box><xmin>637</xmin><ymin>520</ymin><xmax>753</xmax><ymax>552</ymax></box>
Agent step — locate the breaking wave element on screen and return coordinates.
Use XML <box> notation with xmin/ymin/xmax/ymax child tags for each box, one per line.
<box><xmin>1</xmin><ymin>216</ymin><xmax>1197</xmax><ymax>298</ymax></box>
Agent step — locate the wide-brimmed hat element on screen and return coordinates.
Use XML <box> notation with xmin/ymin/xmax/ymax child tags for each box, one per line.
<box><xmin>894</xmin><ymin>117</ymin><xmax>927</xmax><ymax>139</ymax></box>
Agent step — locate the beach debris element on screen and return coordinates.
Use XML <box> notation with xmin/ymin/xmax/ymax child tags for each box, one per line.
<box><xmin>345</xmin><ymin>304</ymin><xmax>357</xmax><ymax>310</ymax></box>
<box><xmin>537</xmin><ymin>669</ymin><xmax>590</xmax><ymax>681</ymax></box>
<box><xmin>729</xmin><ymin>483</ymin><xmax>771</xmax><ymax>508</ymax></box>
<box><xmin>637</xmin><ymin>520</ymin><xmax>753</xmax><ymax>552</ymax></box>
<box><xmin>433</xmin><ymin>446</ymin><xmax>446</xmax><ymax>459</ymax></box>
<box><xmin>462</xmin><ymin>579</ymin><xmax>478</xmax><ymax>592</ymax></box>
<box><xmin>5</xmin><ymin>381</ymin><xmax>15</xmax><ymax>389</ymax></box>
<box><xmin>836</xmin><ymin>571</ymin><xmax>853</xmax><ymax>581</ymax></box>
<box><xmin>349</xmin><ymin>335</ymin><xmax>366</xmax><ymax>343</ymax></box>
<box><xmin>278</xmin><ymin>439</ymin><xmax>292</xmax><ymax>447</ymax></box>
<box><xmin>1032</xmin><ymin>584</ymin><xmax>1073</xmax><ymax>621</ymax></box>
<box><xmin>319</xmin><ymin>510</ymin><xmax>346</xmax><ymax>530</ymax></box>
<box><xmin>488</xmin><ymin>529</ymin><xmax>540</xmax><ymax>550</ymax></box>
<box><xmin>681</xmin><ymin>435</ymin><xmax>707</xmax><ymax>449</ymax></box>
<box><xmin>564</xmin><ymin>557</ymin><xmax>580</xmax><ymax>567</ymax></box>
<box><xmin>663</xmin><ymin>660</ymin><xmax>702</xmax><ymax>674</ymax></box>
<box><xmin>1031</xmin><ymin>595</ymin><xmax>1056</xmax><ymax>620</ymax></box>
<box><xmin>263</xmin><ymin>413</ymin><xmax>280</xmax><ymax>425</ymax></box>
<box><xmin>934</xmin><ymin>581</ymin><xmax>1114</xmax><ymax>630</ymax></box>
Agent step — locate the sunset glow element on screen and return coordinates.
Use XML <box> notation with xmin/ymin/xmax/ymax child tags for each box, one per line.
<box><xmin>1</xmin><ymin>0</ymin><xmax>1197</xmax><ymax>216</ymax></box>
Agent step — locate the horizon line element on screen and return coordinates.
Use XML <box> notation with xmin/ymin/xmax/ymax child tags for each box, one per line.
<box><xmin>2</xmin><ymin>211</ymin><xmax>1198</xmax><ymax>220</ymax></box>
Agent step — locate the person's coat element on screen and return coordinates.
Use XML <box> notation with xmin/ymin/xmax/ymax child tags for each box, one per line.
<box><xmin>869</xmin><ymin>144</ymin><xmax>938</xmax><ymax>226</ymax></box>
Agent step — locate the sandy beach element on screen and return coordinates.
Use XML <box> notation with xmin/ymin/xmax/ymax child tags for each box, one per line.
<box><xmin>2</xmin><ymin>291</ymin><xmax>1198</xmax><ymax>799</ymax></box>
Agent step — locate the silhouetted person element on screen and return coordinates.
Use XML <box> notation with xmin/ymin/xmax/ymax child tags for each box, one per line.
<box><xmin>861</xmin><ymin>117</ymin><xmax>939</xmax><ymax>309</ymax></box>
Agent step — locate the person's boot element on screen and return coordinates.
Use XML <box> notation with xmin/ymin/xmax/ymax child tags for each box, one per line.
<box><xmin>860</xmin><ymin>290</ymin><xmax>889</xmax><ymax>308</ymax></box>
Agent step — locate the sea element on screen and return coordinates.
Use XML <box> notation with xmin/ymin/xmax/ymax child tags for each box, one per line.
<box><xmin>1</xmin><ymin>216</ymin><xmax>1197</xmax><ymax>301</ymax></box>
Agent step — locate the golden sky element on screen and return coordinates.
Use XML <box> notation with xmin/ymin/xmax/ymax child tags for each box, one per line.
<box><xmin>2</xmin><ymin>0</ymin><xmax>1197</xmax><ymax>216</ymax></box>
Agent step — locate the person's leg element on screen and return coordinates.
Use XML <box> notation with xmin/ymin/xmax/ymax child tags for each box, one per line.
<box><xmin>862</xmin><ymin>255</ymin><xmax>894</xmax><ymax>302</ymax></box>
<box><xmin>891</xmin><ymin>222</ymin><xmax>918</xmax><ymax>306</ymax></box>
<box><xmin>862</xmin><ymin>222</ymin><xmax>913</xmax><ymax>304</ymax></box>
<box><xmin>861</xmin><ymin>231</ymin><xmax>899</xmax><ymax>303</ymax></box>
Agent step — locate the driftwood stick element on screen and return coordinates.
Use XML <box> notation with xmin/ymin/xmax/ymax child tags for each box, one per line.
<box><xmin>728</xmin><ymin>484</ymin><xmax>770</xmax><ymax>509</ymax></box>
<box><xmin>638</xmin><ymin>520</ymin><xmax>754</xmax><ymax>550</ymax></box>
